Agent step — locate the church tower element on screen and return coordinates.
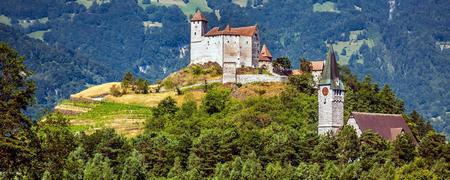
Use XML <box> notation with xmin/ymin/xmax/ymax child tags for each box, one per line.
<box><xmin>190</xmin><ymin>10</ymin><xmax>208</xmax><ymax>43</ymax></box>
<box><xmin>318</xmin><ymin>46</ymin><xmax>345</xmax><ymax>135</ymax></box>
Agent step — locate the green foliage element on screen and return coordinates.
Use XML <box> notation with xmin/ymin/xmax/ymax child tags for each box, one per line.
<box><xmin>201</xmin><ymin>87</ymin><xmax>231</xmax><ymax>115</ymax></box>
<box><xmin>407</xmin><ymin>111</ymin><xmax>434</xmax><ymax>140</ymax></box>
<box><xmin>153</xmin><ymin>96</ymin><xmax>179</xmax><ymax>118</ymax></box>
<box><xmin>135</xmin><ymin>78</ymin><xmax>150</xmax><ymax>94</ymax></box>
<box><xmin>359</xmin><ymin>130</ymin><xmax>389</xmax><ymax>170</ymax></box>
<box><xmin>288</xmin><ymin>73</ymin><xmax>315</xmax><ymax>95</ymax></box>
<box><xmin>299</xmin><ymin>58</ymin><xmax>312</xmax><ymax>72</ymax></box>
<box><xmin>120</xmin><ymin>149</ymin><xmax>147</xmax><ymax>180</ymax></box>
<box><xmin>1</xmin><ymin>44</ymin><xmax>449</xmax><ymax>178</ymax></box>
<box><xmin>312</xmin><ymin>133</ymin><xmax>338</xmax><ymax>163</ymax></box>
<box><xmin>0</xmin><ymin>43</ymin><xmax>37</xmax><ymax>176</ymax></box>
<box><xmin>418</xmin><ymin>131</ymin><xmax>446</xmax><ymax>162</ymax></box>
<box><xmin>63</xmin><ymin>147</ymin><xmax>87</xmax><ymax>180</ymax></box>
<box><xmin>395</xmin><ymin>158</ymin><xmax>438</xmax><ymax>179</ymax></box>
<box><xmin>272</xmin><ymin>56</ymin><xmax>292</xmax><ymax>70</ymax></box>
<box><xmin>109</xmin><ymin>84</ymin><xmax>123</xmax><ymax>97</ymax></box>
<box><xmin>34</xmin><ymin>113</ymin><xmax>77</xmax><ymax>178</ymax></box>
<box><xmin>336</xmin><ymin>125</ymin><xmax>360</xmax><ymax>164</ymax></box>
<box><xmin>83</xmin><ymin>153</ymin><xmax>115</xmax><ymax>180</ymax></box>
<box><xmin>391</xmin><ymin>133</ymin><xmax>416</xmax><ymax>165</ymax></box>
<box><xmin>121</xmin><ymin>72</ymin><xmax>135</xmax><ymax>89</ymax></box>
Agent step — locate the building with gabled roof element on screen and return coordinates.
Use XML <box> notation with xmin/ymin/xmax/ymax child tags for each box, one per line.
<box><xmin>190</xmin><ymin>10</ymin><xmax>261</xmax><ymax>68</ymax></box>
<box><xmin>347</xmin><ymin>112</ymin><xmax>417</xmax><ymax>143</ymax></box>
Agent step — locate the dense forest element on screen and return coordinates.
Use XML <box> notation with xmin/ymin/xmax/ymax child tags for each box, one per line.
<box><xmin>1</xmin><ymin>44</ymin><xmax>448</xmax><ymax>179</ymax></box>
<box><xmin>0</xmin><ymin>1</ymin><xmax>448</xmax><ymax>136</ymax></box>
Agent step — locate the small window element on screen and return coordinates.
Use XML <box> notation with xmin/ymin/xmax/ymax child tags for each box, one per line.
<box><xmin>194</xmin><ymin>32</ymin><xmax>197</xmax><ymax>35</ymax></box>
<box><xmin>227</xmin><ymin>41</ymin><xmax>230</xmax><ymax>43</ymax></box>
<box><xmin>247</xmin><ymin>41</ymin><xmax>249</xmax><ymax>44</ymax></box>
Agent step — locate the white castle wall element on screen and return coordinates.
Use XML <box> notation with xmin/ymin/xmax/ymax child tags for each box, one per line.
<box><xmin>190</xmin><ymin>21</ymin><xmax>259</xmax><ymax>67</ymax></box>
<box><xmin>236</xmin><ymin>74</ymin><xmax>288</xmax><ymax>84</ymax></box>
<box><xmin>239</xmin><ymin>36</ymin><xmax>253</xmax><ymax>67</ymax></box>
<box><xmin>223</xmin><ymin>35</ymin><xmax>241</xmax><ymax>64</ymax></box>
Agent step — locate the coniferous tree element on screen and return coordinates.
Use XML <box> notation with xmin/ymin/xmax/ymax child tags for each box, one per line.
<box><xmin>418</xmin><ymin>131</ymin><xmax>446</xmax><ymax>161</ymax></box>
<box><xmin>272</xmin><ymin>57</ymin><xmax>292</xmax><ymax>70</ymax></box>
<box><xmin>153</xmin><ymin>96</ymin><xmax>179</xmax><ymax>118</ymax></box>
<box><xmin>376</xmin><ymin>85</ymin><xmax>404</xmax><ymax>114</ymax></box>
<box><xmin>293</xmin><ymin>163</ymin><xmax>321</xmax><ymax>180</ymax></box>
<box><xmin>121</xmin><ymin>72</ymin><xmax>135</xmax><ymax>89</ymax></box>
<box><xmin>35</xmin><ymin>113</ymin><xmax>76</xmax><ymax>178</ymax></box>
<box><xmin>167</xmin><ymin>157</ymin><xmax>185</xmax><ymax>179</ymax></box>
<box><xmin>312</xmin><ymin>133</ymin><xmax>338</xmax><ymax>163</ymax></box>
<box><xmin>120</xmin><ymin>150</ymin><xmax>147</xmax><ymax>180</ymax></box>
<box><xmin>392</xmin><ymin>133</ymin><xmax>416</xmax><ymax>165</ymax></box>
<box><xmin>336</xmin><ymin>125</ymin><xmax>360</xmax><ymax>164</ymax></box>
<box><xmin>288</xmin><ymin>73</ymin><xmax>315</xmax><ymax>95</ymax></box>
<box><xmin>408</xmin><ymin>111</ymin><xmax>434</xmax><ymax>139</ymax></box>
<box><xmin>83</xmin><ymin>153</ymin><xmax>115</xmax><ymax>180</ymax></box>
<box><xmin>0</xmin><ymin>43</ymin><xmax>37</xmax><ymax>176</ymax></box>
<box><xmin>201</xmin><ymin>88</ymin><xmax>231</xmax><ymax>115</ymax></box>
<box><xmin>359</xmin><ymin>130</ymin><xmax>389</xmax><ymax>170</ymax></box>
<box><xmin>63</xmin><ymin>147</ymin><xmax>87</xmax><ymax>180</ymax></box>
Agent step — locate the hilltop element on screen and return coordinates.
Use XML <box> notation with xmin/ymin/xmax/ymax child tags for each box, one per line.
<box><xmin>56</xmin><ymin>64</ymin><xmax>287</xmax><ymax>137</ymax></box>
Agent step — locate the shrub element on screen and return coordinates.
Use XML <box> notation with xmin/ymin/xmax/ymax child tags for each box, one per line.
<box><xmin>110</xmin><ymin>85</ymin><xmax>122</xmax><ymax>97</ymax></box>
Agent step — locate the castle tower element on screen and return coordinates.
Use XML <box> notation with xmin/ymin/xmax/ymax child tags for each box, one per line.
<box><xmin>318</xmin><ymin>46</ymin><xmax>345</xmax><ymax>135</ymax></box>
<box><xmin>258</xmin><ymin>44</ymin><xmax>273</xmax><ymax>72</ymax></box>
<box><xmin>190</xmin><ymin>10</ymin><xmax>208</xmax><ymax>43</ymax></box>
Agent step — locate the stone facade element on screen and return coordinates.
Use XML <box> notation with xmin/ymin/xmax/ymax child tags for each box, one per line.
<box><xmin>318</xmin><ymin>46</ymin><xmax>345</xmax><ymax>135</ymax></box>
<box><xmin>223</xmin><ymin>62</ymin><xmax>237</xmax><ymax>83</ymax></box>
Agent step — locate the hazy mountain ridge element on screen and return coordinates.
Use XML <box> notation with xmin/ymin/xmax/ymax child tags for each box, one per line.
<box><xmin>0</xmin><ymin>0</ymin><xmax>448</xmax><ymax>134</ymax></box>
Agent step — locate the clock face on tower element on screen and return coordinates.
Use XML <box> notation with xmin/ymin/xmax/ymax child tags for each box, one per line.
<box><xmin>322</xmin><ymin>87</ymin><xmax>329</xmax><ymax>96</ymax></box>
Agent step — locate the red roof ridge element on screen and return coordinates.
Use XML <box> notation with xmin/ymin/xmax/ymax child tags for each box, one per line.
<box><xmin>351</xmin><ymin>112</ymin><xmax>403</xmax><ymax>117</ymax></box>
<box><xmin>205</xmin><ymin>24</ymin><xmax>257</xmax><ymax>37</ymax></box>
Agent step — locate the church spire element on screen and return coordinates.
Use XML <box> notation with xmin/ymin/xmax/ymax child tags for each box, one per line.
<box><xmin>320</xmin><ymin>45</ymin><xmax>344</xmax><ymax>90</ymax></box>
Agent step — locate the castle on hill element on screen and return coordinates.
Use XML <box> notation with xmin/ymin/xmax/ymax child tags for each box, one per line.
<box><xmin>190</xmin><ymin>10</ymin><xmax>264</xmax><ymax>69</ymax></box>
<box><xmin>188</xmin><ymin>10</ymin><xmax>415</xmax><ymax>141</ymax></box>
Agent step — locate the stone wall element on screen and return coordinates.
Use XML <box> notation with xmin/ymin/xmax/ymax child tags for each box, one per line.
<box><xmin>223</xmin><ymin>62</ymin><xmax>237</xmax><ymax>83</ymax></box>
<box><xmin>236</xmin><ymin>74</ymin><xmax>287</xmax><ymax>84</ymax></box>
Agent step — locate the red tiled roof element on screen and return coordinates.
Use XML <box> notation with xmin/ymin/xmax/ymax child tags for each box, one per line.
<box><xmin>351</xmin><ymin>112</ymin><xmax>417</xmax><ymax>143</ymax></box>
<box><xmin>205</xmin><ymin>25</ymin><xmax>257</xmax><ymax>37</ymax></box>
<box><xmin>259</xmin><ymin>44</ymin><xmax>272</xmax><ymax>61</ymax></box>
<box><xmin>310</xmin><ymin>60</ymin><xmax>324</xmax><ymax>71</ymax></box>
<box><xmin>191</xmin><ymin>10</ymin><xmax>207</xmax><ymax>22</ymax></box>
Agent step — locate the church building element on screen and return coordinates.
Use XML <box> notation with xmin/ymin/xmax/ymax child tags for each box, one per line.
<box><xmin>318</xmin><ymin>46</ymin><xmax>345</xmax><ymax>135</ymax></box>
<box><xmin>190</xmin><ymin>10</ymin><xmax>261</xmax><ymax>68</ymax></box>
<box><xmin>317</xmin><ymin>47</ymin><xmax>416</xmax><ymax>143</ymax></box>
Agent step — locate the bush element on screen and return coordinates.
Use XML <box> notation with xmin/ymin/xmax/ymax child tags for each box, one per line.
<box><xmin>110</xmin><ymin>85</ymin><xmax>122</xmax><ymax>97</ymax></box>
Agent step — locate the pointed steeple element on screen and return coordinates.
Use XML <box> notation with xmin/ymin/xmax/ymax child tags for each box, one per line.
<box><xmin>191</xmin><ymin>10</ymin><xmax>208</xmax><ymax>22</ymax></box>
<box><xmin>259</xmin><ymin>44</ymin><xmax>272</xmax><ymax>61</ymax></box>
<box><xmin>320</xmin><ymin>45</ymin><xmax>344</xmax><ymax>90</ymax></box>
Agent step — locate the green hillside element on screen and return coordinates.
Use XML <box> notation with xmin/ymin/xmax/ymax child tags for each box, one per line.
<box><xmin>0</xmin><ymin>0</ymin><xmax>448</xmax><ymax>139</ymax></box>
<box><xmin>2</xmin><ymin>45</ymin><xmax>447</xmax><ymax>178</ymax></box>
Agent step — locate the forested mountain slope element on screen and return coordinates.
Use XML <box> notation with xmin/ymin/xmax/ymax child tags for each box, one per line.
<box><xmin>0</xmin><ymin>0</ymin><xmax>448</xmax><ymax>134</ymax></box>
